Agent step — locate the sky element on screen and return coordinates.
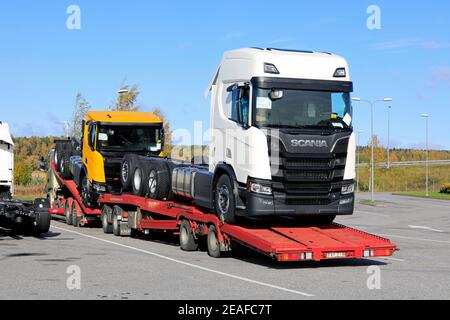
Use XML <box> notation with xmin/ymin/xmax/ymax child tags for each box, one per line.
<box><xmin>0</xmin><ymin>0</ymin><xmax>449</xmax><ymax>149</ymax></box>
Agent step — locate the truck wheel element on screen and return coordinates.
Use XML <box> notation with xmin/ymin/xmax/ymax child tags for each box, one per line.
<box><xmin>112</xmin><ymin>205</ymin><xmax>122</xmax><ymax>236</ymax></box>
<box><xmin>60</xmin><ymin>152</ymin><xmax>72</xmax><ymax>179</ymax></box>
<box><xmin>132</xmin><ymin>164</ymin><xmax>146</xmax><ymax>196</ymax></box>
<box><xmin>101</xmin><ymin>205</ymin><xmax>113</xmax><ymax>234</ymax></box>
<box><xmin>72</xmin><ymin>201</ymin><xmax>79</xmax><ymax>227</ymax></box>
<box><xmin>81</xmin><ymin>174</ymin><xmax>95</xmax><ymax>208</ymax></box>
<box><xmin>214</xmin><ymin>174</ymin><xmax>236</xmax><ymax>224</ymax></box>
<box><xmin>64</xmin><ymin>201</ymin><xmax>72</xmax><ymax>225</ymax></box>
<box><xmin>207</xmin><ymin>224</ymin><xmax>222</xmax><ymax>258</ymax></box>
<box><xmin>179</xmin><ymin>219</ymin><xmax>198</xmax><ymax>251</ymax></box>
<box><xmin>33</xmin><ymin>211</ymin><xmax>51</xmax><ymax>236</ymax></box>
<box><xmin>121</xmin><ymin>154</ymin><xmax>138</xmax><ymax>191</ymax></box>
<box><xmin>145</xmin><ymin>163</ymin><xmax>170</xmax><ymax>200</ymax></box>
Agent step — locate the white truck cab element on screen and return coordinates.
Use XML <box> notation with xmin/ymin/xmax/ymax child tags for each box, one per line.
<box><xmin>0</xmin><ymin>122</ymin><xmax>14</xmax><ymax>198</ymax></box>
<box><xmin>205</xmin><ymin>48</ymin><xmax>356</xmax><ymax>223</ymax></box>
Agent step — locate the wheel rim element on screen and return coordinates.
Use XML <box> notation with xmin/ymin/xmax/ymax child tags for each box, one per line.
<box><xmin>148</xmin><ymin>170</ymin><xmax>156</xmax><ymax>195</ymax></box>
<box><xmin>217</xmin><ymin>185</ymin><xmax>230</xmax><ymax>214</ymax></box>
<box><xmin>54</xmin><ymin>151</ymin><xmax>58</xmax><ymax>164</ymax></box>
<box><xmin>208</xmin><ymin>227</ymin><xmax>219</xmax><ymax>252</ymax></box>
<box><xmin>102</xmin><ymin>212</ymin><xmax>108</xmax><ymax>227</ymax></box>
<box><xmin>134</xmin><ymin>168</ymin><xmax>142</xmax><ymax>191</ymax></box>
<box><xmin>121</xmin><ymin>162</ymin><xmax>129</xmax><ymax>183</ymax></box>
<box><xmin>60</xmin><ymin>158</ymin><xmax>64</xmax><ymax>173</ymax></box>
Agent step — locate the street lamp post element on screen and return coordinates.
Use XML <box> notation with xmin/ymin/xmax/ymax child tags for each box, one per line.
<box><xmin>387</xmin><ymin>106</ymin><xmax>392</xmax><ymax>169</ymax></box>
<box><xmin>357</xmin><ymin>130</ymin><xmax>364</xmax><ymax>192</ymax></box>
<box><xmin>421</xmin><ymin>114</ymin><xmax>429</xmax><ymax>197</ymax></box>
<box><xmin>352</xmin><ymin>97</ymin><xmax>393</xmax><ymax>202</ymax></box>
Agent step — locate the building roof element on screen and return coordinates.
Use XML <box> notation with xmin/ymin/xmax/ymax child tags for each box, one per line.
<box><xmin>86</xmin><ymin>111</ymin><xmax>162</xmax><ymax>124</ymax></box>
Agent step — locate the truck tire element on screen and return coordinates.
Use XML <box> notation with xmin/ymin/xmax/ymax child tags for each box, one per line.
<box><xmin>132</xmin><ymin>163</ymin><xmax>146</xmax><ymax>196</ymax></box>
<box><xmin>33</xmin><ymin>210</ymin><xmax>51</xmax><ymax>236</ymax></box>
<box><xmin>179</xmin><ymin>219</ymin><xmax>198</xmax><ymax>251</ymax></box>
<box><xmin>112</xmin><ymin>205</ymin><xmax>122</xmax><ymax>236</ymax></box>
<box><xmin>101</xmin><ymin>205</ymin><xmax>113</xmax><ymax>234</ymax></box>
<box><xmin>71</xmin><ymin>201</ymin><xmax>79</xmax><ymax>227</ymax></box>
<box><xmin>121</xmin><ymin>154</ymin><xmax>139</xmax><ymax>191</ymax></box>
<box><xmin>81</xmin><ymin>173</ymin><xmax>96</xmax><ymax>208</ymax></box>
<box><xmin>60</xmin><ymin>151</ymin><xmax>72</xmax><ymax>180</ymax></box>
<box><xmin>64</xmin><ymin>200</ymin><xmax>72</xmax><ymax>225</ymax></box>
<box><xmin>145</xmin><ymin>162</ymin><xmax>170</xmax><ymax>200</ymax></box>
<box><xmin>214</xmin><ymin>174</ymin><xmax>236</xmax><ymax>224</ymax></box>
<box><xmin>207</xmin><ymin>224</ymin><xmax>222</xmax><ymax>258</ymax></box>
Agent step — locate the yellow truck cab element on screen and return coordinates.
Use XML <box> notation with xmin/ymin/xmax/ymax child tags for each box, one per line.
<box><xmin>78</xmin><ymin>111</ymin><xmax>163</xmax><ymax>206</ymax></box>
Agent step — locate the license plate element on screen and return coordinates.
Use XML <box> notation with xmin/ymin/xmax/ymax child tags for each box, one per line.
<box><xmin>326</xmin><ymin>252</ymin><xmax>347</xmax><ymax>259</ymax></box>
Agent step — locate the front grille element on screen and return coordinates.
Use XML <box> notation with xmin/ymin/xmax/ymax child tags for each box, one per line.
<box><xmin>269</xmin><ymin>137</ymin><xmax>349</xmax><ymax>206</ymax></box>
<box><xmin>285</xmin><ymin>198</ymin><xmax>331</xmax><ymax>206</ymax></box>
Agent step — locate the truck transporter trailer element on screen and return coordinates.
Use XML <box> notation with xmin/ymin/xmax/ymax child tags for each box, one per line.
<box><xmin>48</xmin><ymin>48</ymin><xmax>398</xmax><ymax>262</ymax></box>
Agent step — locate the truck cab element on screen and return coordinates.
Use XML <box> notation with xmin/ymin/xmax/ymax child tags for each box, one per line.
<box><xmin>0</xmin><ymin>122</ymin><xmax>14</xmax><ymax>199</ymax></box>
<box><xmin>77</xmin><ymin>111</ymin><xmax>164</xmax><ymax>206</ymax></box>
<box><xmin>206</xmin><ymin>48</ymin><xmax>355</xmax><ymax>223</ymax></box>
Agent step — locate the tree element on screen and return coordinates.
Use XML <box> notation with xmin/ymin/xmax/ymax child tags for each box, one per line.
<box><xmin>14</xmin><ymin>159</ymin><xmax>32</xmax><ymax>186</ymax></box>
<box><xmin>68</xmin><ymin>92</ymin><xmax>90</xmax><ymax>139</ymax></box>
<box><xmin>110</xmin><ymin>84</ymin><xmax>140</xmax><ymax>111</ymax></box>
<box><xmin>152</xmin><ymin>107</ymin><xmax>173</xmax><ymax>156</ymax></box>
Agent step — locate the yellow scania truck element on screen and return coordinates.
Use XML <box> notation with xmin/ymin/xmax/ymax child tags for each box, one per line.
<box><xmin>54</xmin><ymin>111</ymin><xmax>164</xmax><ymax>208</ymax></box>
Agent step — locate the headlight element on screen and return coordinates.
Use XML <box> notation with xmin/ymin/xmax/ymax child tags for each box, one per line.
<box><xmin>341</xmin><ymin>183</ymin><xmax>354</xmax><ymax>195</ymax></box>
<box><xmin>248</xmin><ymin>182</ymin><xmax>272</xmax><ymax>195</ymax></box>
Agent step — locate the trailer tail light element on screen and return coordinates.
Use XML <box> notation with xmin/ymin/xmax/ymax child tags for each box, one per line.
<box><xmin>277</xmin><ymin>252</ymin><xmax>313</xmax><ymax>262</ymax></box>
<box><xmin>364</xmin><ymin>248</ymin><xmax>394</xmax><ymax>257</ymax></box>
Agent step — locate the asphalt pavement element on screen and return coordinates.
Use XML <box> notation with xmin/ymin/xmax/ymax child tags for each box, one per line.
<box><xmin>1</xmin><ymin>193</ymin><xmax>449</xmax><ymax>300</ymax></box>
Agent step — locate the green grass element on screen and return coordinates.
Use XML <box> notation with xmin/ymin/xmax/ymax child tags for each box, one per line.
<box><xmin>394</xmin><ymin>191</ymin><xmax>450</xmax><ymax>201</ymax></box>
<box><xmin>13</xmin><ymin>194</ymin><xmax>43</xmax><ymax>202</ymax></box>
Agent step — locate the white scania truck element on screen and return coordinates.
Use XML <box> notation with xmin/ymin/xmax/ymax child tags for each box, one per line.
<box><xmin>0</xmin><ymin>122</ymin><xmax>51</xmax><ymax>235</ymax></box>
<box><xmin>122</xmin><ymin>48</ymin><xmax>356</xmax><ymax>226</ymax></box>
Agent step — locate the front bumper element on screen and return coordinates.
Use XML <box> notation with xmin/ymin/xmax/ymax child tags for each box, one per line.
<box><xmin>242</xmin><ymin>191</ymin><xmax>354</xmax><ymax>217</ymax></box>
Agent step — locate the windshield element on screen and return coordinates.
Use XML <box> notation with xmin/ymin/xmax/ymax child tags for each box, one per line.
<box><xmin>96</xmin><ymin>125</ymin><xmax>162</xmax><ymax>153</ymax></box>
<box><xmin>253</xmin><ymin>88</ymin><xmax>353</xmax><ymax>129</ymax></box>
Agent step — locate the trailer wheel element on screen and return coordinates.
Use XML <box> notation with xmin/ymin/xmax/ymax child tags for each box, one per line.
<box><xmin>207</xmin><ymin>224</ymin><xmax>222</xmax><ymax>258</ymax></box>
<box><xmin>214</xmin><ymin>174</ymin><xmax>236</xmax><ymax>224</ymax></box>
<box><xmin>112</xmin><ymin>205</ymin><xmax>122</xmax><ymax>236</ymax></box>
<box><xmin>121</xmin><ymin>154</ymin><xmax>138</xmax><ymax>191</ymax></box>
<box><xmin>101</xmin><ymin>205</ymin><xmax>113</xmax><ymax>234</ymax></box>
<box><xmin>179</xmin><ymin>219</ymin><xmax>198</xmax><ymax>251</ymax></box>
<box><xmin>64</xmin><ymin>200</ymin><xmax>72</xmax><ymax>225</ymax></box>
<box><xmin>71</xmin><ymin>201</ymin><xmax>79</xmax><ymax>227</ymax></box>
<box><xmin>145</xmin><ymin>162</ymin><xmax>170</xmax><ymax>200</ymax></box>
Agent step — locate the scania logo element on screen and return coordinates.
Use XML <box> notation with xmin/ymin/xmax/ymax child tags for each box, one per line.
<box><xmin>291</xmin><ymin>139</ymin><xmax>328</xmax><ymax>148</ymax></box>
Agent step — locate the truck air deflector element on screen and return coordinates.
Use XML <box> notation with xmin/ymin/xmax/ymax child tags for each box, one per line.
<box><xmin>251</xmin><ymin>77</ymin><xmax>353</xmax><ymax>92</ymax></box>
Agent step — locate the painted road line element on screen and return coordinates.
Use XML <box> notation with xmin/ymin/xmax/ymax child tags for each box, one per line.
<box><xmin>408</xmin><ymin>225</ymin><xmax>444</xmax><ymax>233</ymax></box>
<box><xmin>51</xmin><ymin>225</ymin><xmax>315</xmax><ymax>298</ymax></box>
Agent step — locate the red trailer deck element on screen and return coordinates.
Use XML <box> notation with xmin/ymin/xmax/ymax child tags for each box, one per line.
<box><xmin>49</xmin><ymin>162</ymin><xmax>398</xmax><ymax>262</ymax></box>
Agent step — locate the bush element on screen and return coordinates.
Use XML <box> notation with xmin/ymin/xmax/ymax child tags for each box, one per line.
<box><xmin>14</xmin><ymin>160</ymin><xmax>32</xmax><ymax>186</ymax></box>
<box><xmin>440</xmin><ymin>183</ymin><xmax>450</xmax><ymax>194</ymax></box>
